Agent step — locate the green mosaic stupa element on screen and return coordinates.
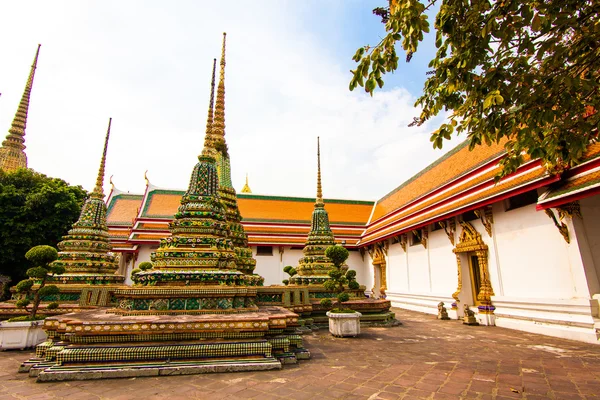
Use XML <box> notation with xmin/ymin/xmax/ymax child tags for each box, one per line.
<box><xmin>211</xmin><ymin>33</ymin><xmax>257</xmax><ymax>276</ymax></box>
<box><xmin>22</xmin><ymin>34</ymin><xmax>310</xmax><ymax>382</ymax></box>
<box><xmin>50</xmin><ymin>118</ymin><xmax>124</xmax><ymax>287</ymax></box>
<box><xmin>290</xmin><ymin>137</ymin><xmax>336</xmax><ymax>285</ymax></box>
<box><xmin>131</xmin><ymin>35</ymin><xmax>261</xmax><ymax>290</ymax></box>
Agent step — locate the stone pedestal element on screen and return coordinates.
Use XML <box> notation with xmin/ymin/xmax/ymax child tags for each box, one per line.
<box><xmin>0</xmin><ymin>320</ymin><xmax>47</xmax><ymax>350</ymax></box>
<box><xmin>326</xmin><ymin>311</ymin><xmax>361</xmax><ymax>337</ymax></box>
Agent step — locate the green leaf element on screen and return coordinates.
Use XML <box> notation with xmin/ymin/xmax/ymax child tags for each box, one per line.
<box><xmin>531</xmin><ymin>14</ymin><xmax>541</xmax><ymax>32</ymax></box>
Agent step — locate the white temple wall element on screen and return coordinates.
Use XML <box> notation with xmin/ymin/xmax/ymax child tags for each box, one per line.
<box><xmin>126</xmin><ymin>245</ymin><xmax>157</xmax><ymax>285</ymax></box>
<box><xmin>385</xmin><ymin>232</ymin><xmax>456</xmax><ymax>315</ymax></box>
<box><xmin>492</xmin><ymin>203</ymin><xmax>577</xmax><ymax>299</ymax></box>
<box><xmin>406</xmin><ymin>240</ymin><xmax>430</xmax><ymax>293</ymax></box>
<box><xmin>252</xmin><ymin>246</ymin><xmax>284</xmax><ymax>286</ymax></box>
<box><xmin>387</xmin><ymin>242</ymin><xmax>408</xmax><ymax>293</ymax></box>
<box><xmin>578</xmin><ymin>196</ymin><xmax>600</xmax><ymax>295</ymax></box>
<box><xmin>347</xmin><ymin>250</ymin><xmax>368</xmax><ymax>288</ymax></box>
<box><xmin>361</xmin><ymin>250</ymin><xmax>375</xmax><ymax>296</ymax></box>
<box><xmin>428</xmin><ymin>228</ymin><xmax>460</xmax><ymax>295</ymax></box>
<box><xmin>489</xmin><ymin>200</ymin><xmax>600</xmax><ymax>343</ymax></box>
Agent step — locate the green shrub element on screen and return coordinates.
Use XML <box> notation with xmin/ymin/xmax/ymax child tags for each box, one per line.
<box><xmin>15</xmin><ymin>299</ymin><xmax>30</xmax><ymax>308</ymax></box>
<box><xmin>320</xmin><ymin>298</ymin><xmax>333</xmax><ymax>308</ymax></box>
<box><xmin>337</xmin><ymin>292</ymin><xmax>350</xmax><ymax>303</ymax></box>
<box><xmin>325</xmin><ymin>246</ymin><xmax>349</xmax><ymax>267</ymax></box>
<box><xmin>323</xmin><ymin>245</ymin><xmax>360</xmax><ymax>311</ymax></box>
<box><xmin>15</xmin><ymin>279</ymin><xmax>33</xmax><ymax>293</ymax></box>
<box><xmin>138</xmin><ymin>262</ymin><xmax>153</xmax><ymax>271</ymax></box>
<box><xmin>282</xmin><ymin>279</ymin><xmax>289</xmax><ymax>286</ymax></box>
<box><xmin>7</xmin><ymin>315</ymin><xmax>46</xmax><ymax>322</ymax></box>
<box><xmin>25</xmin><ymin>246</ymin><xmax>58</xmax><ymax>267</ymax></box>
<box><xmin>38</xmin><ymin>285</ymin><xmax>59</xmax><ymax>297</ymax></box>
<box><xmin>46</xmin><ymin>302</ymin><xmax>59</xmax><ymax>309</ymax></box>
<box><xmin>13</xmin><ymin>245</ymin><xmax>61</xmax><ymax>320</ymax></box>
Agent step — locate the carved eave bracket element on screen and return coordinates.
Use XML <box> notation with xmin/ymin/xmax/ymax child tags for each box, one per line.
<box><xmin>545</xmin><ymin>202</ymin><xmax>580</xmax><ymax>244</ymax></box>
<box><xmin>474</xmin><ymin>206</ymin><xmax>494</xmax><ymax>237</ymax></box>
<box><xmin>439</xmin><ymin>218</ymin><xmax>456</xmax><ymax>245</ymax></box>
<box><xmin>392</xmin><ymin>233</ymin><xmax>407</xmax><ymax>252</ymax></box>
<box><xmin>412</xmin><ymin>229</ymin><xmax>428</xmax><ymax>249</ymax></box>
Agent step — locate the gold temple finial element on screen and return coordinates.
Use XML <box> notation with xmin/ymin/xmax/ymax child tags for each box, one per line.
<box><xmin>316</xmin><ymin>137</ymin><xmax>323</xmax><ymax>204</ymax></box>
<box><xmin>210</xmin><ymin>32</ymin><xmax>227</xmax><ymax>149</ymax></box>
<box><xmin>201</xmin><ymin>58</ymin><xmax>218</xmax><ymax>156</ymax></box>
<box><xmin>144</xmin><ymin>170</ymin><xmax>149</xmax><ymax>186</ymax></box>
<box><xmin>109</xmin><ymin>175</ymin><xmax>115</xmax><ymax>190</ymax></box>
<box><xmin>241</xmin><ymin>173</ymin><xmax>252</xmax><ymax>193</ymax></box>
<box><xmin>0</xmin><ymin>44</ymin><xmax>41</xmax><ymax>172</ymax></box>
<box><xmin>92</xmin><ymin>118</ymin><xmax>112</xmax><ymax>197</ymax></box>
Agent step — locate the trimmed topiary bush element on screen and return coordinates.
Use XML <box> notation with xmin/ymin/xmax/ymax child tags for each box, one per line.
<box><xmin>282</xmin><ymin>265</ymin><xmax>297</xmax><ymax>285</ymax></box>
<box><xmin>138</xmin><ymin>262</ymin><xmax>153</xmax><ymax>271</ymax></box>
<box><xmin>12</xmin><ymin>245</ymin><xmax>62</xmax><ymax>321</ymax></box>
<box><xmin>323</xmin><ymin>245</ymin><xmax>359</xmax><ymax>311</ymax></box>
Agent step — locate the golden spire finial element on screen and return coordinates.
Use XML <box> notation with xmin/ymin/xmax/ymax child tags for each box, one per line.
<box><xmin>241</xmin><ymin>173</ymin><xmax>252</xmax><ymax>193</ymax></box>
<box><xmin>92</xmin><ymin>118</ymin><xmax>112</xmax><ymax>197</ymax></box>
<box><xmin>316</xmin><ymin>137</ymin><xmax>323</xmax><ymax>204</ymax></box>
<box><xmin>210</xmin><ymin>32</ymin><xmax>227</xmax><ymax>151</ymax></box>
<box><xmin>202</xmin><ymin>58</ymin><xmax>218</xmax><ymax>156</ymax></box>
<box><xmin>0</xmin><ymin>44</ymin><xmax>41</xmax><ymax>172</ymax></box>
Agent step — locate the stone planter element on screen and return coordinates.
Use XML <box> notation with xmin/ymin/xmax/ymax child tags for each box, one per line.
<box><xmin>326</xmin><ymin>311</ymin><xmax>361</xmax><ymax>337</ymax></box>
<box><xmin>0</xmin><ymin>320</ymin><xmax>47</xmax><ymax>350</ymax></box>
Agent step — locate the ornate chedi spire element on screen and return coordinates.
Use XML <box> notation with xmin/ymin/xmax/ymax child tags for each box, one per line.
<box><xmin>136</xmin><ymin>55</ymin><xmax>262</xmax><ymax>288</ymax></box>
<box><xmin>210</xmin><ymin>33</ymin><xmax>257</xmax><ymax>275</ymax></box>
<box><xmin>291</xmin><ymin>137</ymin><xmax>336</xmax><ymax>285</ymax></box>
<box><xmin>241</xmin><ymin>173</ymin><xmax>252</xmax><ymax>193</ymax></box>
<box><xmin>203</xmin><ymin>58</ymin><xmax>217</xmax><ymax>154</ymax></box>
<box><xmin>51</xmin><ymin>118</ymin><xmax>123</xmax><ymax>285</ymax></box>
<box><xmin>0</xmin><ymin>45</ymin><xmax>41</xmax><ymax>172</ymax></box>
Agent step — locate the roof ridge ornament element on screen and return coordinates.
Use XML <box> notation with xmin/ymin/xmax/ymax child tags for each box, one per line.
<box><xmin>241</xmin><ymin>173</ymin><xmax>252</xmax><ymax>193</ymax></box>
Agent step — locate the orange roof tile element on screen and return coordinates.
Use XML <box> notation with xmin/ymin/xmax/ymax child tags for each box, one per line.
<box><xmin>106</xmin><ymin>194</ymin><xmax>143</xmax><ymax>225</ymax></box>
<box><xmin>363</xmin><ymin>164</ymin><xmax>550</xmax><ymax>243</ymax></box>
<box><xmin>139</xmin><ymin>189</ymin><xmax>373</xmax><ymax>225</ymax></box>
<box><xmin>371</xmin><ymin>139</ymin><xmax>507</xmax><ymax>223</ymax></box>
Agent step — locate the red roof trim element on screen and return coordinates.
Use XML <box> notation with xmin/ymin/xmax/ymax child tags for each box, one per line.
<box><xmin>361</xmin><ymin>174</ymin><xmax>559</xmax><ymax>246</ymax></box>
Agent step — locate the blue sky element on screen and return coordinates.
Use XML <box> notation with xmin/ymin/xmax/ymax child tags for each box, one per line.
<box><xmin>0</xmin><ymin>1</ymin><xmax>454</xmax><ymax>200</ymax></box>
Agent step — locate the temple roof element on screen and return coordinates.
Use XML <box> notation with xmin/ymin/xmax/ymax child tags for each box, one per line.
<box><xmin>537</xmin><ymin>143</ymin><xmax>600</xmax><ymax>210</ymax></box>
<box><xmin>103</xmin><ymin>140</ymin><xmax>600</xmax><ymax>249</ymax></box>
<box><xmin>370</xmin><ymin>139</ymin><xmax>507</xmax><ymax>223</ymax></box>
<box><xmin>107</xmin><ymin>193</ymin><xmax>144</xmax><ymax>225</ymax></box>
<box><xmin>114</xmin><ymin>184</ymin><xmax>372</xmax><ymax>246</ymax></box>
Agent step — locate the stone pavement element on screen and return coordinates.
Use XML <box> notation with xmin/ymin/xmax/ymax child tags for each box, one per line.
<box><xmin>2</xmin><ymin>308</ymin><xmax>600</xmax><ymax>400</ymax></box>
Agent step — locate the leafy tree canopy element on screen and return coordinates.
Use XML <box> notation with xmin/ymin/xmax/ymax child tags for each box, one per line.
<box><xmin>351</xmin><ymin>0</ymin><xmax>599</xmax><ymax>178</ymax></box>
<box><xmin>0</xmin><ymin>169</ymin><xmax>87</xmax><ymax>284</ymax></box>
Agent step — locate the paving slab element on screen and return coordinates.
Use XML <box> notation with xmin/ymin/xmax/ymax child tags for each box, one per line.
<box><xmin>2</xmin><ymin>308</ymin><xmax>600</xmax><ymax>399</ymax></box>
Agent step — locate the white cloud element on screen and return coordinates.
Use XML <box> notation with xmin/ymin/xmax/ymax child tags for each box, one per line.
<box><xmin>0</xmin><ymin>1</ymin><xmax>455</xmax><ymax>201</ymax></box>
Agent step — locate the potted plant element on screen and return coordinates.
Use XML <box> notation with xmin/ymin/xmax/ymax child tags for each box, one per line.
<box><xmin>0</xmin><ymin>245</ymin><xmax>63</xmax><ymax>350</ymax></box>
<box><xmin>321</xmin><ymin>245</ymin><xmax>362</xmax><ymax>337</ymax></box>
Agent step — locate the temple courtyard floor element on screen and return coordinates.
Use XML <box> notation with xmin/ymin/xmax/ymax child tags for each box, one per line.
<box><xmin>1</xmin><ymin>308</ymin><xmax>600</xmax><ymax>400</ymax></box>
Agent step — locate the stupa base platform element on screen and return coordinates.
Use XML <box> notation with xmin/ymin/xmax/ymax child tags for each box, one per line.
<box><xmin>34</xmin><ymin>357</ymin><xmax>282</xmax><ymax>381</ymax></box>
<box><xmin>21</xmin><ymin>306</ymin><xmax>310</xmax><ymax>382</ymax></box>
